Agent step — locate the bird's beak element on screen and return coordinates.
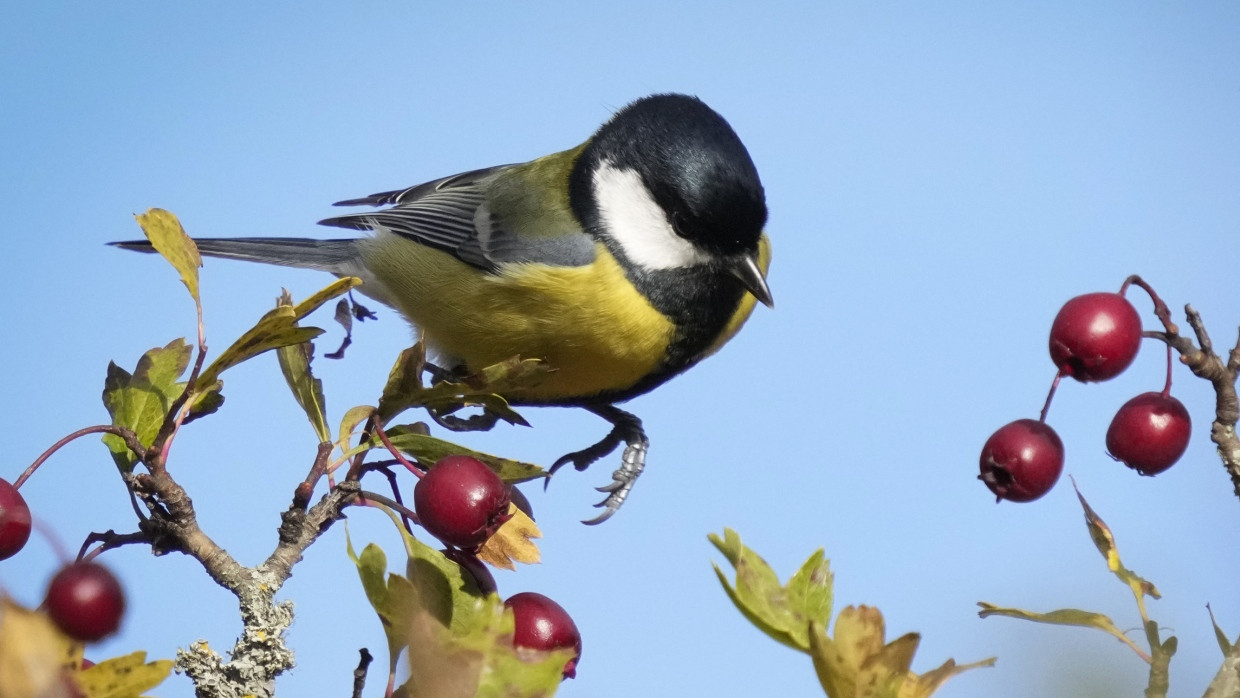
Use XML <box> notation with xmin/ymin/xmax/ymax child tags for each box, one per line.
<box><xmin>729</xmin><ymin>254</ymin><xmax>774</xmax><ymax>308</ymax></box>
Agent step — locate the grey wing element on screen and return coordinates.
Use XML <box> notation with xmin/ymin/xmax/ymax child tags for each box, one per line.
<box><xmin>319</xmin><ymin>166</ymin><xmax>595</xmax><ymax>272</ymax></box>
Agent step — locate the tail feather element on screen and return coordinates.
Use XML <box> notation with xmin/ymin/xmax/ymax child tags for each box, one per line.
<box><xmin>110</xmin><ymin>237</ymin><xmax>362</xmax><ymax>274</ymax></box>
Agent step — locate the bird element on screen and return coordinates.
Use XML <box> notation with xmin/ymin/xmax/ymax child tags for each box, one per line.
<box><xmin>113</xmin><ymin>93</ymin><xmax>772</xmax><ymax>524</ymax></box>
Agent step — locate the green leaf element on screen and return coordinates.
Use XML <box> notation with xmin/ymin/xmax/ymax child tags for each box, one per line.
<box><xmin>346</xmin><ymin>532</ymin><xmax>417</xmax><ymax>680</ymax></box>
<box><xmin>372</xmin><ymin>428</ymin><xmax>545</xmax><ymax>483</ymax></box>
<box><xmin>76</xmin><ymin>651</ymin><xmax>174</xmax><ymax>698</ymax></box>
<box><xmin>375</xmin><ymin>343</ymin><xmax>545</xmax><ymax>426</ymax></box>
<box><xmin>274</xmin><ymin>292</ymin><xmax>330</xmax><ymax>441</ymax></box>
<box><xmin>195</xmin><ymin>304</ymin><xmax>323</xmax><ymax>389</ymax></box>
<box><xmin>377</xmin><ymin>345</ymin><xmax>428</xmax><ymax>423</ymax></box>
<box><xmin>709</xmin><ymin>528</ymin><xmax>821</xmax><ymax>651</ymax></box>
<box><xmin>977</xmin><ymin>603</ymin><xmax>1151</xmax><ymax>661</ymax></box>
<box><xmin>101</xmin><ymin>339</ymin><xmax>192</xmax><ymax>471</ymax></box>
<box><xmin>787</xmin><ymin>548</ymin><xmax>834</xmax><ymax>637</ymax></box>
<box><xmin>1072</xmin><ymin>482</ymin><xmax>1161</xmax><ymax>621</ymax></box>
<box><xmin>134</xmin><ymin>208</ymin><xmax>201</xmax><ymax>305</ymax></box>
<box><xmin>184</xmin><ymin>380</ymin><xmax>224</xmax><ymax>425</ymax></box>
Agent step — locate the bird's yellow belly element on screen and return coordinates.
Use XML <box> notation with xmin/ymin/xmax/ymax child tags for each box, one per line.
<box><xmin>359</xmin><ymin>239</ymin><xmax>675</xmax><ymax>403</ymax></box>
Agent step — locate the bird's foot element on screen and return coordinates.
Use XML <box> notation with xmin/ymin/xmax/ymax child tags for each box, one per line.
<box><xmin>547</xmin><ymin>405</ymin><xmax>648</xmax><ymax>525</ymax></box>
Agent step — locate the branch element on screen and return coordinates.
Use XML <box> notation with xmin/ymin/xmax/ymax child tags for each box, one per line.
<box><xmin>1149</xmin><ymin>304</ymin><xmax>1240</xmax><ymax>500</ymax></box>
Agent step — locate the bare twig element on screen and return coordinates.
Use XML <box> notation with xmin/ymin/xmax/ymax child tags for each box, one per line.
<box><xmin>351</xmin><ymin>648</ymin><xmax>373</xmax><ymax>698</ymax></box>
<box><xmin>1146</xmin><ymin>301</ymin><xmax>1240</xmax><ymax>499</ymax></box>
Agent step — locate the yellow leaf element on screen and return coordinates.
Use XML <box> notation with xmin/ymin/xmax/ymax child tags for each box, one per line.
<box><xmin>476</xmin><ymin>505</ymin><xmax>541</xmax><ymax>571</ymax></box>
<box><xmin>134</xmin><ymin>208</ymin><xmax>201</xmax><ymax>304</ymax></box>
<box><xmin>1071</xmin><ymin>482</ymin><xmax>1160</xmax><ymax>621</ymax></box>
<box><xmin>76</xmin><ymin>651</ymin><xmax>173</xmax><ymax>698</ymax></box>
<box><xmin>292</xmin><ymin>277</ymin><xmax>363</xmax><ymax>321</ymax></box>
<box><xmin>0</xmin><ymin>598</ymin><xmax>76</xmax><ymax>698</ymax></box>
<box><xmin>196</xmin><ymin>305</ymin><xmax>323</xmax><ymax>389</ymax></box>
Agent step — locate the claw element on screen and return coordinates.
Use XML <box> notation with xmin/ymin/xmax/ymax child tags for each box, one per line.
<box><xmin>581</xmin><ymin>421</ymin><xmax>647</xmax><ymax>524</ymax></box>
<box><xmin>548</xmin><ymin>405</ymin><xmax>649</xmax><ymax>523</ymax></box>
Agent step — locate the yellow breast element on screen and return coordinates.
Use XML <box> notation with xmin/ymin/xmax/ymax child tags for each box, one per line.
<box><xmin>359</xmin><ymin>234</ymin><xmax>676</xmax><ymax>403</ymax></box>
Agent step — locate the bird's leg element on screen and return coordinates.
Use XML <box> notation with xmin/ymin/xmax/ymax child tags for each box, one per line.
<box><xmin>423</xmin><ymin>361</ymin><xmax>501</xmax><ymax>433</ymax></box>
<box><xmin>549</xmin><ymin>405</ymin><xmax>648</xmax><ymax>525</ymax></box>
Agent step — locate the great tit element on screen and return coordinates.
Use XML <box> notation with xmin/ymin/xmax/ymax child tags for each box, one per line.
<box><xmin>114</xmin><ymin>93</ymin><xmax>772</xmax><ymax>524</ymax></box>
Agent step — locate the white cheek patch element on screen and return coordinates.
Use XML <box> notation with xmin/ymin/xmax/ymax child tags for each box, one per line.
<box><xmin>592</xmin><ymin>163</ymin><xmax>712</xmax><ymax>270</ymax></box>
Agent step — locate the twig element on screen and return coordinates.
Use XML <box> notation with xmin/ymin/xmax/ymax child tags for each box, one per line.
<box><xmin>351</xmin><ymin>649</ymin><xmax>373</xmax><ymax>698</ymax></box>
<box><xmin>14</xmin><ymin>425</ymin><xmax>145</xmax><ymax>489</ymax></box>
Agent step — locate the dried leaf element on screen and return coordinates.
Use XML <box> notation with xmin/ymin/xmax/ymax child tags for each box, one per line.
<box><xmin>476</xmin><ymin>506</ymin><xmax>541</xmax><ymax>571</ymax></box>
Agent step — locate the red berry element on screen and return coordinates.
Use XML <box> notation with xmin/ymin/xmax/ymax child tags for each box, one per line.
<box><xmin>441</xmin><ymin>548</ymin><xmax>498</xmax><ymax>595</ymax></box>
<box><xmin>1049</xmin><ymin>292</ymin><xmax>1142</xmax><ymax>382</ymax></box>
<box><xmin>1106</xmin><ymin>392</ymin><xmax>1191</xmax><ymax>475</ymax></box>
<box><xmin>505</xmin><ymin>592</ymin><xmax>582</xmax><ymax>679</ymax></box>
<box><xmin>414</xmin><ymin>456</ymin><xmax>511</xmax><ymax>550</ymax></box>
<box><xmin>45</xmin><ymin>562</ymin><xmax>126</xmax><ymax>642</ymax></box>
<box><xmin>0</xmin><ymin>478</ymin><xmax>32</xmax><ymax>560</ymax></box>
<box><xmin>979</xmin><ymin>419</ymin><xmax>1065</xmax><ymax>502</ymax></box>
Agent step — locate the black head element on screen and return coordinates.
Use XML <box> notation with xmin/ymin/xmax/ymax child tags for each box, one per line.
<box><xmin>570</xmin><ymin>94</ymin><xmax>767</xmax><ymax>260</ymax></box>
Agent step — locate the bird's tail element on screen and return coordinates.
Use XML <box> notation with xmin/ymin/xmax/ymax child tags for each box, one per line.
<box><xmin>110</xmin><ymin>237</ymin><xmax>364</xmax><ymax>275</ymax></box>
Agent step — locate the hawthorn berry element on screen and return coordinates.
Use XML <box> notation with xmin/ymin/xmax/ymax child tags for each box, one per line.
<box><xmin>414</xmin><ymin>455</ymin><xmax>511</xmax><ymax>550</ymax></box>
<box><xmin>441</xmin><ymin>547</ymin><xmax>497</xmax><ymax>595</ymax></box>
<box><xmin>505</xmin><ymin>592</ymin><xmax>582</xmax><ymax>679</ymax></box>
<box><xmin>1106</xmin><ymin>392</ymin><xmax>1191</xmax><ymax>475</ymax></box>
<box><xmin>45</xmin><ymin>561</ymin><xmax>126</xmax><ymax>642</ymax></box>
<box><xmin>979</xmin><ymin>419</ymin><xmax>1065</xmax><ymax>502</ymax></box>
<box><xmin>0</xmin><ymin>478</ymin><xmax>32</xmax><ymax>560</ymax></box>
<box><xmin>1049</xmin><ymin>292</ymin><xmax>1142</xmax><ymax>382</ymax></box>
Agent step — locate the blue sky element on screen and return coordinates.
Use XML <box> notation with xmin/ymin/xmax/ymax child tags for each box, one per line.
<box><xmin>2</xmin><ymin>3</ymin><xmax>1239</xmax><ymax>696</ymax></box>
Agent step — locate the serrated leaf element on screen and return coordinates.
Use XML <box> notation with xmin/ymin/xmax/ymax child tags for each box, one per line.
<box><xmin>366</xmin><ymin>504</ymin><xmax>494</xmax><ymax>634</ymax></box>
<box><xmin>377</xmin><ymin>345</ymin><xmax>429</xmax><ymax>423</ymax></box>
<box><xmin>375</xmin><ymin>343</ymin><xmax>544</xmax><ymax>426</ymax></box>
<box><xmin>75</xmin><ymin>651</ymin><xmax>173</xmax><ymax>698</ymax></box>
<box><xmin>401</xmin><ymin>594</ymin><xmax>567</xmax><ymax>698</ymax></box>
<box><xmin>275</xmin><ymin>298</ymin><xmax>329</xmax><ymax>441</ymax></box>
<box><xmin>101</xmin><ymin>339</ymin><xmax>192</xmax><ymax>471</ymax></box>
<box><xmin>346</xmin><ymin>533</ymin><xmax>417</xmax><ymax>680</ymax></box>
<box><xmin>1072</xmin><ymin>483</ymin><xmax>1161</xmax><ymax>619</ymax></box>
<box><xmin>337</xmin><ymin>405</ymin><xmax>376</xmax><ymax>455</ymax></box>
<box><xmin>977</xmin><ymin>602</ymin><xmax>1150</xmax><ymax>661</ymax></box>
<box><xmin>134</xmin><ymin>208</ymin><xmax>201</xmax><ymax>304</ymax></box>
<box><xmin>196</xmin><ymin>304</ymin><xmax>323</xmax><ymax>389</ymax></box>
<box><xmin>476</xmin><ymin>505</ymin><xmax>541</xmax><ymax>571</ymax></box>
<box><xmin>787</xmin><ymin>548</ymin><xmax>834</xmax><ymax>642</ymax></box>
<box><xmin>371</xmin><ymin>428</ymin><xmax>544</xmax><ymax>483</ymax></box>
<box><xmin>811</xmin><ymin>607</ymin><xmax>993</xmax><ymax>698</ymax></box>
<box><xmin>709</xmin><ymin>528</ymin><xmax>806</xmax><ymax>651</ymax></box>
<box><xmin>0</xmin><ymin>598</ymin><xmax>76</xmax><ymax>698</ymax></box>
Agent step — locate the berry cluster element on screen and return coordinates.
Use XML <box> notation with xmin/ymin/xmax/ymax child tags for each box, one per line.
<box><xmin>0</xmin><ymin>477</ymin><xmax>127</xmax><ymax>642</ymax></box>
<box><xmin>980</xmin><ymin>281</ymin><xmax>1192</xmax><ymax>502</ymax></box>
<box><xmin>411</xmin><ymin>455</ymin><xmax>582</xmax><ymax>678</ymax></box>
